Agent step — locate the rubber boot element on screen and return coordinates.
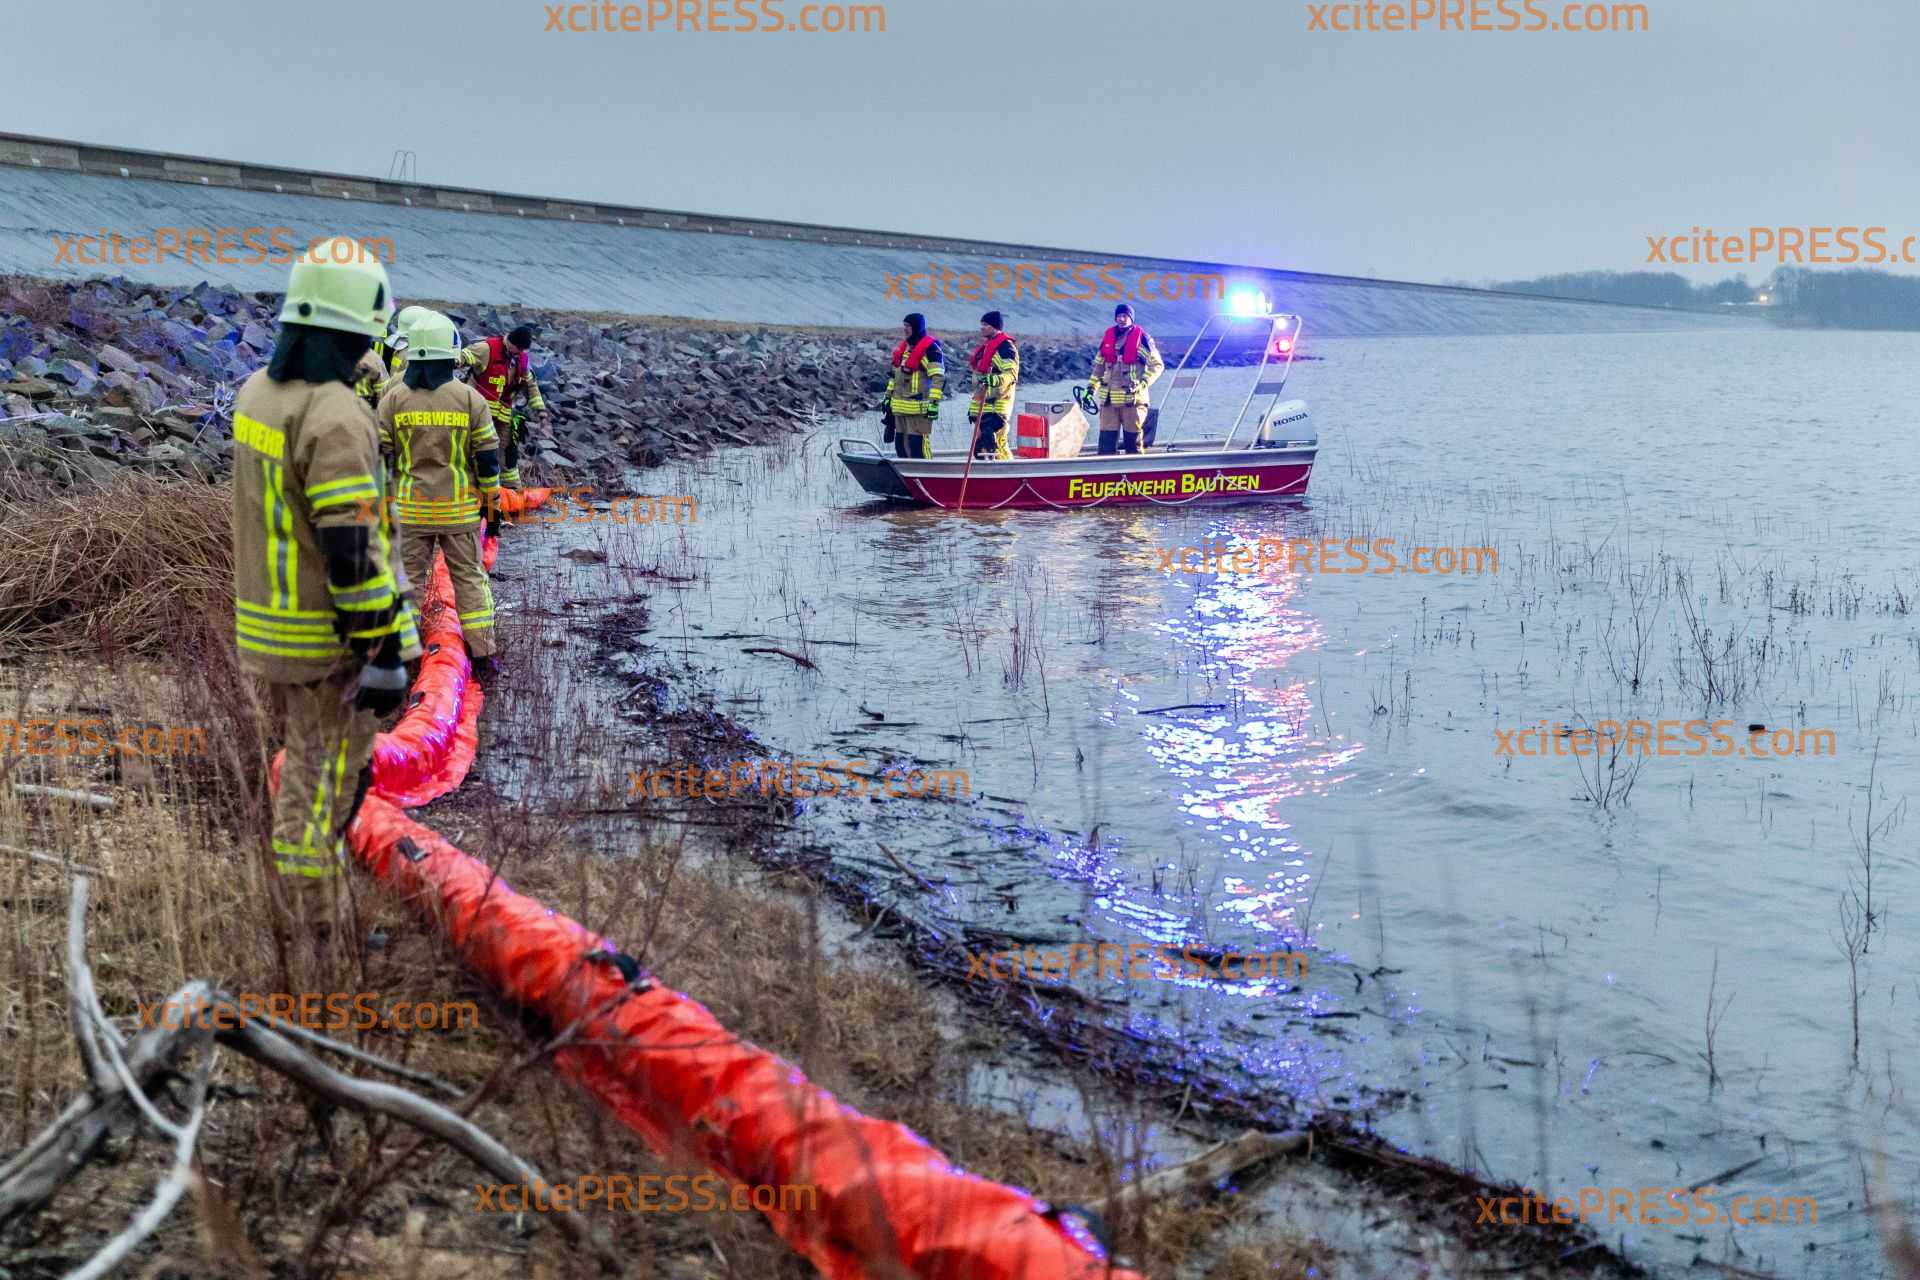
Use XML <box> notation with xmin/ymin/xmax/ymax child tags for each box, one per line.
<box><xmin>894</xmin><ymin>433</ymin><xmax>909</xmax><ymax>458</ymax></box>
<box><xmin>1097</xmin><ymin>429</ymin><xmax>1119</xmax><ymax>456</ymax></box>
<box><xmin>1122</xmin><ymin>431</ymin><xmax>1141</xmax><ymax>455</ymax></box>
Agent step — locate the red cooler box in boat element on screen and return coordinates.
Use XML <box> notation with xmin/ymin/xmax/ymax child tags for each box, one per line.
<box><xmin>1014</xmin><ymin>401</ymin><xmax>1092</xmax><ymax>459</ymax></box>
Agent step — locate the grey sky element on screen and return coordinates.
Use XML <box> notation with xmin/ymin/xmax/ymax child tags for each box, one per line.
<box><xmin>9</xmin><ymin>0</ymin><xmax>1912</xmax><ymax>283</ymax></box>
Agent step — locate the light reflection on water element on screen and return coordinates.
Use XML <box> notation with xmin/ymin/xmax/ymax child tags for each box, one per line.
<box><xmin>1137</xmin><ymin>554</ymin><xmax>1341</xmax><ymax>951</ymax></box>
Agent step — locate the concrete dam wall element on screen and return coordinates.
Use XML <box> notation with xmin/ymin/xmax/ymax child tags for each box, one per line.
<box><xmin>0</xmin><ymin>132</ymin><xmax>1757</xmax><ymax>340</ymax></box>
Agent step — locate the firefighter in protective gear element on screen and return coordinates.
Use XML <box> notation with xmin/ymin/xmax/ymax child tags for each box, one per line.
<box><xmin>355</xmin><ymin>305</ymin><xmax>427</xmax><ymax>408</ymax></box>
<box><xmin>1089</xmin><ymin>302</ymin><xmax>1164</xmax><ymax>455</ymax></box>
<box><xmin>353</xmin><ymin>347</ymin><xmax>388</xmax><ymax>408</ymax></box>
<box><xmin>967</xmin><ymin>310</ymin><xmax>1017</xmax><ymax>460</ymax></box>
<box><xmin>376</xmin><ymin>310</ymin><xmax>503</xmax><ymax>677</ymax></box>
<box><xmin>231</xmin><ymin>237</ymin><xmax>420</xmax><ymax>909</ymax></box>
<box><xmin>383</xmin><ymin>304</ymin><xmax>434</xmax><ymax>383</ymax></box>
<box><xmin>886</xmin><ymin>313</ymin><xmax>943</xmax><ymax>459</ymax></box>
<box><xmin>458</xmin><ymin>325</ymin><xmax>548</xmax><ymax>488</ymax></box>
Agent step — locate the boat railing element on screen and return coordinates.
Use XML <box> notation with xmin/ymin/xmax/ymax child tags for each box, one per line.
<box><xmin>1157</xmin><ymin>312</ymin><xmax>1302</xmax><ymax>452</ymax></box>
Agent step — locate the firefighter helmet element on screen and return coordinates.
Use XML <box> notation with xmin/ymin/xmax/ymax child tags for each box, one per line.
<box><xmin>405</xmin><ymin>311</ymin><xmax>459</xmax><ymax>362</ymax></box>
<box><xmin>277</xmin><ymin>237</ymin><xmax>392</xmax><ymax>337</ymax></box>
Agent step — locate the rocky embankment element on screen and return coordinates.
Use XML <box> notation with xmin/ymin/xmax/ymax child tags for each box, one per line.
<box><xmin>0</xmin><ymin>275</ymin><xmax>1104</xmax><ymax>487</ymax></box>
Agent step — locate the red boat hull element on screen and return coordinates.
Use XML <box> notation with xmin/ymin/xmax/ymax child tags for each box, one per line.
<box><xmin>839</xmin><ymin>443</ymin><xmax>1316</xmax><ymax>511</ymax></box>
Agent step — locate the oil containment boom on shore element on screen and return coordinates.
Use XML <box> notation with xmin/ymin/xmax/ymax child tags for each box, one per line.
<box><xmin>267</xmin><ymin>541</ymin><xmax>1138</xmax><ymax>1280</ymax></box>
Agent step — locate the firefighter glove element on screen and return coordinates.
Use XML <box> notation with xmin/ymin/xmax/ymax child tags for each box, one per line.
<box><xmin>354</xmin><ymin>634</ymin><xmax>408</xmax><ymax>715</ymax></box>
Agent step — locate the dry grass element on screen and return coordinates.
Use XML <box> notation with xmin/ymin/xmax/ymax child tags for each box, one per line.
<box><xmin>0</xmin><ymin>458</ymin><xmax>232</xmax><ymax>659</ymax></box>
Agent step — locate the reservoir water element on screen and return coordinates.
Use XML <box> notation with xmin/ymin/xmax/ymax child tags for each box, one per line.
<box><xmin>567</xmin><ymin>325</ymin><xmax>1919</xmax><ymax>1278</ymax></box>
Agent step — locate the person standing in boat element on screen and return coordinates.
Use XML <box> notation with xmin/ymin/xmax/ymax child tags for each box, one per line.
<box><xmin>1088</xmin><ymin>302</ymin><xmax>1164</xmax><ymax>455</ymax></box>
<box><xmin>886</xmin><ymin>312</ymin><xmax>944</xmax><ymax>459</ymax></box>
<box><xmin>967</xmin><ymin>310</ymin><xmax>1018</xmax><ymax>460</ymax></box>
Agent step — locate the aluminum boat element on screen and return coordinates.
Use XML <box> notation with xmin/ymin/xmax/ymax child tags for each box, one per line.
<box><xmin>839</xmin><ymin>305</ymin><xmax>1317</xmax><ymax>511</ymax></box>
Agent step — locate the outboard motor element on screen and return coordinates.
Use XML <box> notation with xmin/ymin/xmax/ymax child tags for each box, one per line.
<box><xmin>1255</xmin><ymin>400</ymin><xmax>1314</xmax><ymax>449</ymax></box>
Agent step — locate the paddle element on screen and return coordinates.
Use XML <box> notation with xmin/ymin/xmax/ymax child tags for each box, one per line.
<box><xmin>956</xmin><ymin>413</ymin><xmax>979</xmax><ymax>511</ymax></box>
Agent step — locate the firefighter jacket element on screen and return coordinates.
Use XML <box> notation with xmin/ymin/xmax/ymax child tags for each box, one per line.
<box><xmin>231</xmin><ymin>372</ymin><xmax>421</xmax><ymax>683</ymax></box>
<box><xmin>385</xmin><ymin>344</ymin><xmax>409</xmax><ymax>387</ymax></box>
<box><xmin>1090</xmin><ymin>324</ymin><xmax>1165</xmax><ymax>406</ymax></box>
<box><xmin>459</xmin><ymin>338</ymin><xmax>547</xmax><ymax>424</ymax></box>
<box><xmin>353</xmin><ymin>350</ymin><xmax>385</xmax><ymax>407</ymax></box>
<box><xmin>376</xmin><ymin>380</ymin><xmax>501</xmax><ymax>529</ymax></box>
<box><xmin>887</xmin><ymin>335</ymin><xmax>944</xmax><ymax>416</ymax></box>
<box><xmin>968</xmin><ymin>333</ymin><xmax>1019</xmax><ymax>417</ymax></box>
<box><xmin>354</xmin><ymin>342</ymin><xmax>406</xmax><ymax>408</ymax></box>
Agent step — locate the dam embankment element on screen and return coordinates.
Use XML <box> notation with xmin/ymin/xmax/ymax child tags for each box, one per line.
<box><xmin>1</xmin><ymin>132</ymin><xmax>1758</xmax><ymax>339</ymax></box>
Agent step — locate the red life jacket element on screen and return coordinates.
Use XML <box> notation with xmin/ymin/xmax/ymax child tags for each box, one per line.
<box><xmin>473</xmin><ymin>335</ymin><xmax>529</xmax><ymax>404</ymax></box>
<box><xmin>970</xmin><ymin>331</ymin><xmax>1012</xmax><ymax>373</ymax></box>
<box><xmin>1099</xmin><ymin>324</ymin><xmax>1146</xmax><ymax>365</ymax></box>
<box><xmin>891</xmin><ymin>334</ymin><xmax>937</xmax><ymax>370</ymax></box>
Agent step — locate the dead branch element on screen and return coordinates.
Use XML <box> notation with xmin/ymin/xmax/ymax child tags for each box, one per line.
<box><xmin>68</xmin><ymin>1027</ymin><xmax>216</xmax><ymax>1280</ymax></box>
<box><xmin>218</xmin><ymin>999</ymin><xmax>616</xmax><ymax>1269</ymax></box>
<box><xmin>0</xmin><ymin>841</ymin><xmax>110</xmax><ymax>877</ymax></box>
<box><xmin>11</xmin><ymin>783</ymin><xmax>116</xmax><ymax>810</ymax></box>
<box><xmin>0</xmin><ymin>877</ymin><xmax>620</xmax><ymax>1274</ymax></box>
<box><xmin>1091</xmin><ymin>1129</ymin><xmax>1308</xmax><ymax>1218</ymax></box>
<box><xmin>65</xmin><ymin>877</ymin><xmax>120</xmax><ymax>1095</ymax></box>
<box><xmin>0</xmin><ymin>1009</ymin><xmax>196</xmax><ymax>1219</ymax></box>
<box><xmin>875</xmin><ymin>842</ymin><xmax>939</xmax><ymax>895</ymax></box>
<box><xmin>741</xmin><ymin>646</ymin><xmax>817</xmax><ymax>669</ymax></box>
<box><xmin>265</xmin><ymin>1019</ymin><xmax>466</xmax><ymax>1099</ymax></box>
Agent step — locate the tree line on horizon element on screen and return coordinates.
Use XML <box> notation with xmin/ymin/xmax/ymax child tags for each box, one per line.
<box><xmin>1477</xmin><ymin>268</ymin><xmax>1920</xmax><ymax>328</ymax></box>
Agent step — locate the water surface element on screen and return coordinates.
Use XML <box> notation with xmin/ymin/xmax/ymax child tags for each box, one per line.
<box><xmin>583</xmin><ymin>327</ymin><xmax>1919</xmax><ymax>1278</ymax></box>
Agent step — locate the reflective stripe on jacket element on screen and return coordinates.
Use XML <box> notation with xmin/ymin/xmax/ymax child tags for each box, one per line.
<box><xmin>1090</xmin><ymin>325</ymin><xmax>1165</xmax><ymax>406</ymax></box>
<box><xmin>230</xmin><ymin>372</ymin><xmax>420</xmax><ymax>682</ymax></box>
<box><xmin>353</xmin><ymin>349</ymin><xmax>386</xmax><ymax>408</ymax></box>
<box><xmin>886</xmin><ymin>335</ymin><xmax>944</xmax><ymax>415</ymax></box>
<box><xmin>968</xmin><ymin>332</ymin><xmax>1018</xmax><ymax>416</ymax></box>
<box><xmin>376</xmin><ymin>381</ymin><xmax>500</xmax><ymax>528</ymax></box>
<box><xmin>459</xmin><ymin>337</ymin><xmax>546</xmax><ymax>421</ymax></box>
